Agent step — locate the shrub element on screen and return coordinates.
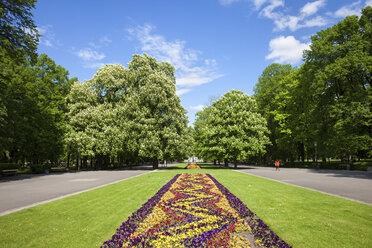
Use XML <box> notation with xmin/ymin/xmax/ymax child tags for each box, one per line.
<box><xmin>30</xmin><ymin>164</ymin><xmax>51</xmax><ymax>173</ymax></box>
<box><xmin>351</xmin><ymin>161</ymin><xmax>372</xmax><ymax>171</ymax></box>
<box><xmin>0</xmin><ymin>163</ymin><xmax>19</xmax><ymax>170</ymax></box>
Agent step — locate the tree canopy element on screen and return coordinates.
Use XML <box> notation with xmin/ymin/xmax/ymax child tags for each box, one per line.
<box><xmin>193</xmin><ymin>90</ymin><xmax>270</xmax><ymax>167</ymax></box>
<box><xmin>66</xmin><ymin>54</ymin><xmax>191</xmax><ymax>169</ymax></box>
<box><xmin>1</xmin><ymin>53</ymin><xmax>76</xmax><ymax>164</ymax></box>
<box><xmin>0</xmin><ymin>0</ymin><xmax>39</xmax><ymax>62</ymax></box>
<box><xmin>254</xmin><ymin>6</ymin><xmax>372</xmax><ymax>163</ymax></box>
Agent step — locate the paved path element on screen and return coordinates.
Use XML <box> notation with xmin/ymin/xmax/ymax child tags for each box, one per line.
<box><xmin>0</xmin><ymin>169</ymin><xmax>154</xmax><ymax>216</ymax></box>
<box><xmin>235</xmin><ymin>166</ymin><xmax>372</xmax><ymax>205</ymax></box>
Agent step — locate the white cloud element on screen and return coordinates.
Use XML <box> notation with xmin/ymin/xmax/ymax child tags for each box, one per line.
<box><xmin>76</xmin><ymin>48</ymin><xmax>105</xmax><ymax>61</ymax></box>
<box><xmin>273</xmin><ymin>15</ymin><xmax>300</xmax><ymax>31</ymax></box>
<box><xmin>43</xmin><ymin>39</ymin><xmax>53</xmax><ymax>47</ymax></box>
<box><xmin>251</xmin><ymin>0</ymin><xmax>328</xmax><ymax>31</ymax></box>
<box><xmin>128</xmin><ymin>24</ymin><xmax>223</xmax><ymax>95</ymax></box>
<box><xmin>253</xmin><ymin>0</ymin><xmax>269</xmax><ymax>9</ymax></box>
<box><xmin>366</xmin><ymin>0</ymin><xmax>372</xmax><ymax>6</ymax></box>
<box><xmin>37</xmin><ymin>25</ymin><xmax>58</xmax><ymax>47</ymax></box>
<box><xmin>266</xmin><ymin>36</ymin><xmax>310</xmax><ymax>64</ymax></box>
<box><xmin>88</xmin><ymin>36</ymin><xmax>113</xmax><ymax>49</ymax></box>
<box><xmin>88</xmin><ymin>42</ymin><xmax>100</xmax><ymax>49</ymax></box>
<box><xmin>301</xmin><ymin>16</ymin><xmax>328</xmax><ymax>28</ymax></box>
<box><xmin>300</xmin><ymin>0</ymin><xmax>326</xmax><ymax>17</ymax></box>
<box><xmin>190</xmin><ymin>105</ymin><xmax>204</xmax><ymax>111</ymax></box>
<box><xmin>219</xmin><ymin>0</ymin><xmax>242</xmax><ymax>5</ymax></box>
<box><xmin>260</xmin><ymin>0</ymin><xmax>284</xmax><ymax>19</ymax></box>
<box><xmin>83</xmin><ymin>62</ymin><xmax>106</xmax><ymax>69</ymax></box>
<box><xmin>219</xmin><ymin>0</ymin><xmax>267</xmax><ymax>9</ymax></box>
<box><xmin>275</xmin><ymin>15</ymin><xmax>326</xmax><ymax>31</ymax></box>
<box><xmin>36</xmin><ymin>26</ymin><xmax>48</xmax><ymax>35</ymax></box>
<box><xmin>176</xmin><ymin>88</ymin><xmax>191</xmax><ymax>96</ymax></box>
<box><xmin>334</xmin><ymin>1</ymin><xmax>362</xmax><ymax>18</ymax></box>
<box><xmin>99</xmin><ymin>36</ymin><xmax>112</xmax><ymax>44</ymax></box>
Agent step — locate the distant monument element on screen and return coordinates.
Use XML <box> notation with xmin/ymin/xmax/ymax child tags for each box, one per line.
<box><xmin>186</xmin><ymin>155</ymin><xmax>201</xmax><ymax>169</ymax></box>
<box><xmin>188</xmin><ymin>155</ymin><xmax>199</xmax><ymax>163</ymax></box>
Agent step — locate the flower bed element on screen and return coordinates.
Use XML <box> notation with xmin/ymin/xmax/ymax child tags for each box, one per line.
<box><xmin>185</xmin><ymin>163</ymin><xmax>201</xmax><ymax>169</ymax></box>
<box><xmin>102</xmin><ymin>174</ymin><xmax>291</xmax><ymax>248</ymax></box>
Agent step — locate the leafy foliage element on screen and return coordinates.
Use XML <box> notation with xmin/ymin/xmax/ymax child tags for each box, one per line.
<box><xmin>0</xmin><ymin>0</ymin><xmax>39</xmax><ymax>63</ymax></box>
<box><xmin>1</xmin><ymin>53</ymin><xmax>75</xmax><ymax>164</ymax></box>
<box><xmin>303</xmin><ymin>7</ymin><xmax>372</xmax><ymax>159</ymax></box>
<box><xmin>66</xmin><ymin>54</ymin><xmax>191</xmax><ymax>168</ymax></box>
<box><xmin>194</xmin><ymin>90</ymin><xmax>270</xmax><ymax>166</ymax></box>
<box><xmin>254</xmin><ymin>6</ymin><xmax>372</xmax><ymax>163</ymax></box>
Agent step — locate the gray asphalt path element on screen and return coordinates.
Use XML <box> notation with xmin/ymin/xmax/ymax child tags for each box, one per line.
<box><xmin>236</xmin><ymin>166</ymin><xmax>372</xmax><ymax>205</ymax></box>
<box><xmin>0</xmin><ymin>169</ymin><xmax>154</xmax><ymax>216</ymax></box>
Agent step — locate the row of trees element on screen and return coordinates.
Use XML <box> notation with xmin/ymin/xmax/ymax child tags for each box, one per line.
<box><xmin>0</xmin><ymin>0</ymin><xmax>191</xmax><ymax>169</ymax></box>
<box><xmin>66</xmin><ymin>55</ymin><xmax>191</xmax><ymax>169</ymax></box>
<box><xmin>254</xmin><ymin>6</ymin><xmax>371</xmax><ymax>163</ymax></box>
<box><xmin>1</xmin><ymin>1</ymin><xmax>370</xmax><ymax>168</ymax></box>
<box><xmin>192</xmin><ymin>7</ymin><xmax>371</xmax><ymax>165</ymax></box>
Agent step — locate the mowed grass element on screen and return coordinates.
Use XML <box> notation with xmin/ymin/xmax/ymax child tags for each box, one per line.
<box><xmin>0</xmin><ymin>172</ymin><xmax>177</xmax><ymax>247</ymax></box>
<box><xmin>0</xmin><ymin>164</ymin><xmax>371</xmax><ymax>247</ymax></box>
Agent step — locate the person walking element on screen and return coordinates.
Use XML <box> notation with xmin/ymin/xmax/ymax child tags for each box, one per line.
<box><xmin>275</xmin><ymin>160</ymin><xmax>280</xmax><ymax>171</ymax></box>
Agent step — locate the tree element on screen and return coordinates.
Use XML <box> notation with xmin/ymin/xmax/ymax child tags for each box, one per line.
<box><xmin>66</xmin><ymin>80</ymin><xmax>100</xmax><ymax>162</ymax></box>
<box><xmin>1</xmin><ymin>53</ymin><xmax>75</xmax><ymax>163</ymax></box>
<box><xmin>303</xmin><ymin>6</ymin><xmax>372</xmax><ymax>161</ymax></box>
<box><xmin>254</xmin><ymin>63</ymin><xmax>294</xmax><ymax>161</ymax></box>
<box><xmin>65</xmin><ymin>55</ymin><xmax>191</xmax><ymax>169</ymax></box>
<box><xmin>0</xmin><ymin>0</ymin><xmax>39</xmax><ymax>63</ymax></box>
<box><xmin>193</xmin><ymin>105</ymin><xmax>220</xmax><ymax>163</ymax></box>
<box><xmin>124</xmin><ymin>54</ymin><xmax>190</xmax><ymax>169</ymax></box>
<box><xmin>194</xmin><ymin>90</ymin><xmax>270</xmax><ymax>168</ymax></box>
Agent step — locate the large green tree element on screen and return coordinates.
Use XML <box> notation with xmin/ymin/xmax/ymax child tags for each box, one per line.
<box><xmin>1</xmin><ymin>54</ymin><xmax>75</xmax><ymax>163</ymax></box>
<box><xmin>194</xmin><ymin>90</ymin><xmax>270</xmax><ymax>168</ymax></box>
<box><xmin>254</xmin><ymin>63</ymin><xmax>294</xmax><ymax>161</ymax></box>
<box><xmin>66</xmin><ymin>55</ymin><xmax>191</xmax><ymax>169</ymax></box>
<box><xmin>193</xmin><ymin>105</ymin><xmax>219</xmax><ymax>163</ymax></box>
<box><xmin>0</xmin><ymin>0</ymin><xmax>39</xmax><ymax>63</ymax></box>
<box><xmin>1</xmin><ymin>0</ymin><xmax>40</xmax><ymax>157</ymax></box>
<box><xmin>303</xmin><ymin>6</ymin><xmax>372</xmax><ymax>160</ymax></box>
<box><xmin>66</xmin><ymin>65</ymin><xmax>127</xmax><ymax>168</ymax></box>
<box><xmin>124</xmin><ymin>54</ymin><xmax>190</xmax><ymax>169</ymax></box>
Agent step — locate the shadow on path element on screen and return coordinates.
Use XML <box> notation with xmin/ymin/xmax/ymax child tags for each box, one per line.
<box><xmin>308</xmin><ymin>168</ymin><xmax>372</xmax><ymax>180</ymax></box>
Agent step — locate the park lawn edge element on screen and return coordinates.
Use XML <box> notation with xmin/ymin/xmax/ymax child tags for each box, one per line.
<box><xmin>0</xmin><ymin>166</ymin><xmax>371</xmax><ymax>247</ymax></box>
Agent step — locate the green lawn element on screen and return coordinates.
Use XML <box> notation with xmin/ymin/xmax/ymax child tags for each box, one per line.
<box><xmin>0</xmin><ymin>164</ymin><xmax>371</xmax><ymax>247</ymax></box>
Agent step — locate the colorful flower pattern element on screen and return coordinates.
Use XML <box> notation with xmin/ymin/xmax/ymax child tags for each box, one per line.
<box><xmin>102</xmin><ymin>174</ymin><xmax>292</xmax><ymax>248</ymax></box>
<box><xmin>185</xmin><ymin>164</ymin><xmax>201</xmax><ymax>169</ymax></box>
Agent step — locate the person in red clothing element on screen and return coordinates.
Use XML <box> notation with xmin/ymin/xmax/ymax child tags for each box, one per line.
<box><xmin>275</xmin><ymin>160</ymin><xmax>280</xmax><ymax>171</ymax></box>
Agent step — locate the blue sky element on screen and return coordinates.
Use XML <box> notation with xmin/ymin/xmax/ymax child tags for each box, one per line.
<box><xmin>34</xmin><ymin>0</ymin><xmax>371</xmax><ymax>124</ymax></box>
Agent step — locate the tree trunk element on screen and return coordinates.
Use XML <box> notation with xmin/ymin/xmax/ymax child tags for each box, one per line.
<box><xmin>152</xmin><ymin>159</ymin><xmax>159</xmax><ymax>170</ymax></box>
<box><xmin>224</xmin><ymin>160</ymin><xmax>228</xmax><ymax>167</ymax></box>
<box><xmin>77</xmin><ymin>153</ymin><xmax>80</xmax><ymax>172</ymax></box>
<box><xmin>67</xmin><ymin>151</ymin><xmax>70</xmax><ymax>169</ymax></box>
<box><xmin>96</xmin><ymin>155</ymin><xmax>102</xmax><ymax>170</ymax></box>
<box><xmin>83</xmin><ymin>156</ymin><xmax>88</xmax><ymax>168</ymax></box>
<box><xmin>213</xmin><ymin>160</ymin><xmax>216</xmax><ymax>165</ymax></box>
<box><xmin>234</xmin><ymin>160</ymin><xmax>237</xmax><ymax>169</ymax></box>
<box><xmin>299</xmin><ymin>143</ymin><xmax>305</xmax><ymax>162</ymax></box>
